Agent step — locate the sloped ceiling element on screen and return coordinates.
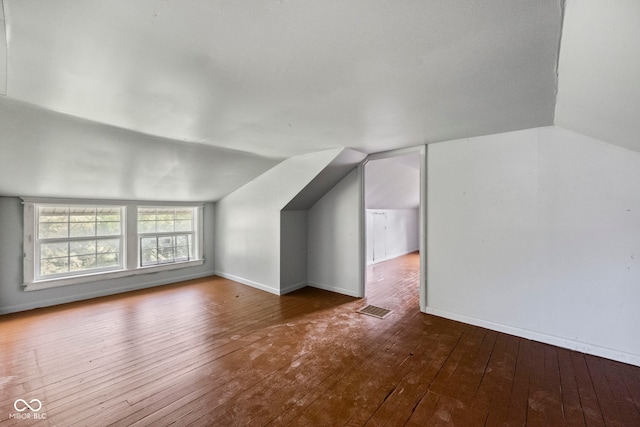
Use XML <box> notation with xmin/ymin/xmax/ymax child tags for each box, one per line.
<box><xmin>366</xmin><ymin>155</ymin><xmax>420</xmax><ymax>210</ymax></box>
<box><xmin>0</xmin><ymin>1</ymin><xmax>564</xmax><ymax>201</ymax></box>
<box><xmin>555</xmin><ymin>0</ymin><xmax>640</xmax><ymax>154</ymax></box>
<box><xmin>0</xmin><ymin>97</ymin><xmax>278</xmax><ymax>201</ymax></box>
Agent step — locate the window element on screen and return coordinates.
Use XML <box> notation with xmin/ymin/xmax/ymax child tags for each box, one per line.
<box><xmin>138</xmin><ymin>207</ymin><xmax>196</xmax><ymax>267</ymax></box>
<box><xmin>23</xmin><ymin>199</ymin><xmax>204</xmax><ymax>290</ymax></box>
<box><xmin>36</xmin><ymin>206</ymin><xmax>124</xmax><ymax>279</ymax></box>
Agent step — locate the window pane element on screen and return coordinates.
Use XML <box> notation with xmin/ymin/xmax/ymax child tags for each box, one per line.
<box><xmin>70</xmin><ymin>211</ymin><xmax>95</xmax><ymax>222</ymax></box>
<box><xmin>137</xmin><ymin>220</ymin><xmax>155</xmax><ymax>234</ymax></box>
<box><xmin>175</xmin><ymin>220</ymin><xmax>192</xmax><ymax>232</ymax></box>
<box><xmin>41</xmin><ymin>242</ymin><xmax>68</xmax><ymax>258</ymax></box>
<box><xmin>158</xmin><ymin>247</ymin><xmax>174</xmax><ymax>263</ymax></box>
<box><xmin>69</xmin><ymin>222</ymin><xmax>96</xmax><ymax>238</ymax></box>
<box><xmin>70</xmin><ymin>255</ymin><xmax>97</xmax><ymax>272</ymax></box>
<box><xmin>39</xmin><ymin>222</ymin><xmax>69</xmax><ymax>239</ymax></box>
<box><xmin>97</xmin><ymin>221</ymin><xmax>120</xmax><ymax>236</ymax></box>
<box><xmin>97</xmin><ymin>253</ymin><xmax>119</xmax><ymax>268</ymax></box>
<box><xmin>156</xmin><ymin>209</ymin><xmax>175</xmax><ymax>220</ymax></box>
<box><xmin>141</xmin><ymin>249</ymin><xmax>157</xmax><ymax>266</ymax></box>
<box><xmin>96</xmin><ymin>208</ymin><xmax>120</xmax><ymax>222</ymax></box>
<box><xmin>41</xmin><ymin>257</ymin><xmax>69</xmax><ymax>276</ymax></box>
<box><xmin>175</xmin><ymin>209</ymin><xmax>193</xmax><ymax>220</ymax></box>
<box><xmin>156</xmin><ymin>220</ymin><xmax>174</xmax><ymax>233</ymax></box>
<box><xmin>158</xmin><ymin>236</ymin><xmax>174</xmax><ymax>248</ymax></box>
<box><xmin>176</xmin><ymin>246</ymin><xmax>190</xmax><ymax>260</ymax></box>
<box><xmin>97</xmin><ymin>239</ymin><xmax>120</xmax><ymax>254</ymax></box>
<box><xmin>141</xmin><ymin>237</ymin><xmax>157</xmax><ymax>250</ymax></box>
<box><xmin>69</xmin><ymin>240</ymin><xmax>96</xmax><ymax>256</ymax></box>
<box><xmin>40</xmin><ymin>213</ymin><xmax>68</xmax><ymax>223</ymax></box>
<box><xmin>138</xmin><ymin>212</ymin><xmax>156</xmax><ymax>221</ymax></box>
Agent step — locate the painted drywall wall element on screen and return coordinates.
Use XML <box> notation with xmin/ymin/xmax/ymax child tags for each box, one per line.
<box><xmin>0</xmin><ymin>197</ymin><xmax>216</xmax><ymax>314</ymax></box>
<box><xmin>308</xmin><ymin>168</ymin><xmax>362</xmax><ymax>297</ymax></box>
<box><xmin>280</xmin><ymin>210</ymin><xmax>308</xmax><ymax>292</ymax></box>
<box><xmin>427</xmin><ymin>126</ymin><xmax>640</xmax><ymax>366</ymax></box>
<box><xmin>555</xmin><ymin>0</ymin><xmax>640</xmax><ymax>153</ymax></box>
<box><xmin>366</xmin><ymin>209</ymin><xmax>419</xmax><ymax>265</ymax></box>
<box><xmin>214</xmin><ymin>148</ymin><xmax>347</xmax><ymax>294</ymax></box>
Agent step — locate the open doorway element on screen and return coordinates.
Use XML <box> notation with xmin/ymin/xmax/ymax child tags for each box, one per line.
<box><xmin>362</xmin><ymin>150</ymin><xmax>424</xmax><ymax>312</ymax></box>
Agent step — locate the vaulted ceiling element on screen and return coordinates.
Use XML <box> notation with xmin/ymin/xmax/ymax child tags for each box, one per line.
<box><xmin>0</xmin><ymin>1</ymin><xmax>637</xmax><ymax>202</ymax></box>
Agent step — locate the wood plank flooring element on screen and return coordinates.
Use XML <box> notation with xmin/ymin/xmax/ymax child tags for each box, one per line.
<box><xmin>1</xmin><ymin>252</ymin><xmax>639</xmax><ymax>426</ymax></box>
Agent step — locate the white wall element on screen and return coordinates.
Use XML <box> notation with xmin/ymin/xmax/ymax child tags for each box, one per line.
<box><xmin>366</xmin><ymin>209</ymin><xmax>419</xmax><ymax>265</ymax></box>
<box><xmin>214</xmin><ymin>148</ymin><xmax>344</xmax><ymax>294</ymax></box>
<box><xmin>427</xmin><ymin>126</ymin><xmax>640</xmax><ymax>366</ymax></box>
<box><xmin>555</xmin><ymin>0</ymin><xmax>640</xmax><ymax>154</ymax></box>
<box><xmin>0</xmin><ymin>197</ymin><xmax>216</xmax><ymax>314</ymax></box>
<box><xmin>308</xmin><ymin>168</ymin><xmax>363</xmax><ymax>297</ymax></box>
<box><xmin>280</xmin><ymin>210</ymin><xmax>308</xmax><ymax>293</ymax></box>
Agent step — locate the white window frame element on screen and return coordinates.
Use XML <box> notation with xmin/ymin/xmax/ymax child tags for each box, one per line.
<box><xmin>22</xmin><ymin>198</ymin><xmax>205</xmax><ymax>291</ymax></box>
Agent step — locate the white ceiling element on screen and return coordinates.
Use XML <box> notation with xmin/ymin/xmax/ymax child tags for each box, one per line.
<box><xmin>365</xmin><ymin>155</ymin><xmax>420</xmax><ymax>210</ymax></box>
<box><xmin>8</xmin><ymin>1</ymin><xmax>638</xmax><ymax>202</ymax></box>
<box><xmin>3</xmin><ymin>0</ymin><xmax>561</xmax><ymax>160</ymax></box>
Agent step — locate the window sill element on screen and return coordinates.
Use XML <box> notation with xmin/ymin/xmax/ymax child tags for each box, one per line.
<box><xmin>23</xmin><ymin>259</ymin><xmax>205</xmax><ymax>291</ymax></box>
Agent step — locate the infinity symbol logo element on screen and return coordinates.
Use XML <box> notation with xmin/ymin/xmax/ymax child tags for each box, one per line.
<box><xmin>14</xmin><ymin>399</ymin><xmax>42</xmax><ymax>412</ymax></box>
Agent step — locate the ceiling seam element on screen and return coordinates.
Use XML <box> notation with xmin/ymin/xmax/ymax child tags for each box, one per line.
<box><xmin>1</xmin><ymin>0</ymin><xmax>7</xmax><ymax>96</ymax></box>
<box><xmin>552</xmin><ymin>0</ymin><xmax>567</xmax><ymax>125</ymax></box>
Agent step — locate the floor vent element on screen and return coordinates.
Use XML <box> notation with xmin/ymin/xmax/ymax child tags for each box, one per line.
<box><xmin>357</xmin><ymin>305</ymin><xmax>392</xmax><ymax>319</ymax></box>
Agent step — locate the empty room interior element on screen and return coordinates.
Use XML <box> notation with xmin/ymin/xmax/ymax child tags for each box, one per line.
<box><xmin>1</xmin><ymin>1</ymin><xmax>639</xmax><ymax>425</ymax></box>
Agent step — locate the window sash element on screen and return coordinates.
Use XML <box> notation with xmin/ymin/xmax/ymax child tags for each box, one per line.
<box><xmin>136</xmin><ymin>207</ymin><xmax>197</xmax><ymax>268</ymax></box>
<box><xmin>35</xmin><ymin>205</ymin><xmax>125</xmax><ymax>280</ymax></box>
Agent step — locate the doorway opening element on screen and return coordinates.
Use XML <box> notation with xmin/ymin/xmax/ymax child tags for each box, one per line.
<box><xmin>362</xmin><ymin>149</ymin><xmax>425</xmax><ymax>312</ymax></box>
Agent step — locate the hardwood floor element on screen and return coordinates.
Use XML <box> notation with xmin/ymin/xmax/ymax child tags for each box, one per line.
<box><xmin>1</xmin><ymin>252</ymin><xmax>639</xmax><ymax>426</ymax></box>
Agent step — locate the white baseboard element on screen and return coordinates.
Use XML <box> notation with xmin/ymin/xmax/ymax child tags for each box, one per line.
<box><xmin>214</xmin><ymin>271</ymin><xmax>279</xmax><ymax>295</ymax></box>
<box><xmin>424</xmin><ymin>306</ymin><xmax>640</xmax><ymax>368</ymax></box>
<box><xmin>0</xmin><ymin>270</ymin><xmax>217</xmax><ymax>315</ymax></box>
<box><xmin>367</xmin><ymin>248</ymin><xmax>419</xmax><ymax>266</ymax></box>
<box><xmin>308</xmin><ymin>281</ymin><xmax>361</xmax><ymax>298</ymax></box>
<box><xmin>280</xmin><ymin>281</ymin><xmax>307</xmax><ymax>295</ymax></box>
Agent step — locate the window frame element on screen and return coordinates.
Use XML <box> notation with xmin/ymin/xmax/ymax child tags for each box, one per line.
<box><xmin>35</xmin><ymin>204</ymin><xmax>126</xmax><ymax>281</ymax></box>
<box><xmin>22</xmin><ymin>198</ymin><xmax>205</xmax><ymax>291</ymax></box>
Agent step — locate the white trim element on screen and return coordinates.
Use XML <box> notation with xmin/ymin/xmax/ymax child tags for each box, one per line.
<box><xmin>23</xmin><ymin>200</ymin><xmax>205</xmax><ymax>291</ymax></box>
<box><xmin>365</xmin><ymin>145</ymin><xmax>426</xmax><ymax>163</ymax></box>
<box><xmin>362</xmin><ymin>144</ymin><xmax>427</xmax><ymax>311</ymax></box>
<box><xmin>357</xmin><ymin>162</ymin><xmax>366</xmax><ymax>298</ymax></box>
<box><xmin>280</xmin><ymin>281</ymin><xmax>307</xmax><ymax>295</ymax></box>
<box><xmin>21</xmin><ymin>197</ymin><xmax>206</xmax><ymax>207</ymax></box>
<box><xmin>308</xmin><ymin>281</ymin><xmax>361</xmax><ymax>298</ymax></box>
<box><xmin>367</xmin><ymin>249</ymin><xmax>419</xmax><ymax>266</ymax></box>
<box><xmin>3</xmin><ymin>270</ymin><xmax>216</xmax><ymax>315</ymax></box>
<box><xmin>214</xmin><ymin>271</ymin><xmax>279</xmax><ymax>295</ymax></box>
<box><xmin>425</xmin><ymin>306</ymin><xmax>640</xmax><ymax>368</ymax></box>
<box><xmin>24</xmin><ymin>259</ymin><xmax>205</xmax><ymax>291</ymax></box>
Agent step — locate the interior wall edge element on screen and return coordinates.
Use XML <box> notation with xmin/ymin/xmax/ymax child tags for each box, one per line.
<box><xmin>214</xmin><ymin>271</ymin><xmax>280</xmax><ymax>296</ymax></box>
<box><xmin>307</xmin><ymin>281</ymin><xmax>361</xmax><ymax>299</ymax></box>
<box><xmin>424</xmin><ymin>306</ymin><xmax>640</xmax><ymax>368</ymax></box>
<box><xmin>279</xmin><ymin>281</ymin><xmax>308</xmax><ymax>295</ymax></box>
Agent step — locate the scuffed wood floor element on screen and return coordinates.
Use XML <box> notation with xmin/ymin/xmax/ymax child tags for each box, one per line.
<box><xmin>2</xmin><ymin>252</ymin><xmax>640</xmax><ymax>426</ymax></box>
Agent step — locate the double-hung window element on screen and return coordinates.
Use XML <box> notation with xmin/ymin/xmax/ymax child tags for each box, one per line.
<box><xmin>138</xmin><ymin>207</ymin><xmax>197</xmax><ymax>267</ymax></box>
<box><xmin>23</xmin><ymin>199</ymin><xmax>204</xmax><ymax>290</ymax></box>
<box><xmin>36</xmin><ymin>205</ymin><xmax>124</xmax><ymax>280</ymax></box>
